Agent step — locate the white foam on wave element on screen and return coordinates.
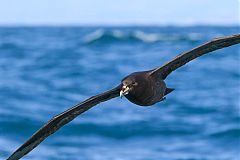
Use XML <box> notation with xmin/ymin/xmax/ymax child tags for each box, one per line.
<box><xmin>82</xmin><ymin>29</ymin><xmax>205</xmax><ymax>43</ymax></box>
<box><xmin>83</xmin><ymin>29</ymin><xmax>105</xmax><ymax>43</ymax></box>
<box><xmin>112</xmin><ymin>30</ymin><xmax>126</xmax><ymax>39</ymax></box>
<box><xmin>133</xmin><ymin>31</ymin><xmax>200</xmax><ymax>42</ymax></box>
<box><xmin>134</xmin><ymin>31</ymin><xmax>162</xmax><ymax>42</ymax></box>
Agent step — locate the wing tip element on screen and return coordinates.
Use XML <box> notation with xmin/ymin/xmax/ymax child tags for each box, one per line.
<box><xmin>7</xmin><ymin>151</ymin><xmax>21</xmax><ymax>160</ymax></box>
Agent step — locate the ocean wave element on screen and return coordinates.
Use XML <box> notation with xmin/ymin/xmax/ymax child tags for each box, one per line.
<box><xmin>82</xmin><ymin>29</ymin><xmax>204</xmax><ymax>44</ymax></box>
<box><xmin>208</xmin><ymin>128</ymin><xmax>240</xmax><ymax>139</ymax></box>
<box><xmin>0</xmin><ymin>42</ymin><xmax>20</xmax><ymax>50</ymax></box>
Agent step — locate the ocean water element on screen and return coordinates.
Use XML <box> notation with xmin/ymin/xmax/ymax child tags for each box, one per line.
<box><xmin>0</xmin><ymin>26</ymin><xmax>239</xmax><ymax>160</ymax></box>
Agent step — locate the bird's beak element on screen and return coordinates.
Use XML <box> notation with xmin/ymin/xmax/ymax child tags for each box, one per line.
<box><xmin>120</xmin><ymin>85</ymin><xmax>130</xmax><ymax>98</ymax></box>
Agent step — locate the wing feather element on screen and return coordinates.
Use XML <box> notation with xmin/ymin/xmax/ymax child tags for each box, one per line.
<box><xmin>150</xmin><ymin>34</ymin><xmax>240</xmax><ymax>79</ymax></box>
<box><xmin>7</xmin><ymin>85</ymin><xmax>121</xmax><ymax>160</ymax></box>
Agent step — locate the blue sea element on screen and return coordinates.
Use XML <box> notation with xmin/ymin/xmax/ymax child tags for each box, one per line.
<box><xmin>0</xmin><ymin>26</ymin><xmax>239</xmax><ymax>160</ymax></box>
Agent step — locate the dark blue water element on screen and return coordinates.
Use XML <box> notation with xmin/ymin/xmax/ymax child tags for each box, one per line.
<box><xmin>0</xmin><ymin>26</ymin><xmax>239</xmax><ymax>160</ymax></box>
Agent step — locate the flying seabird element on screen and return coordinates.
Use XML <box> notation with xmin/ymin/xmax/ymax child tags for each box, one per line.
<box><xmin>7</xmin><ymin>34</ymin><xmax>240</xmax><ymax>160</ymax></box>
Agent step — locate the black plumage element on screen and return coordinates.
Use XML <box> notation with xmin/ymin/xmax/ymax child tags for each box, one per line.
<box><xmin>121</xmin><ymin>71</ymin><xmax>172</xmax><ymax>106</ymax></box>
<box><xmin>7</xmin><ymin>34</ymin><xmax>240</xmax><ymax>160</ymax></box>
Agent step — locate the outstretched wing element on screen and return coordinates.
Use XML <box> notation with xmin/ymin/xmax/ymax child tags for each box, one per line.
<box><xmin>7</xmin><ymin>85</ymin><xmax>121</xmax><ymax>160</ymax></box>
<box><xmin>150</xmin><ymin>34</ymin><xmax>240</xmax><ymax>80</ymax></box>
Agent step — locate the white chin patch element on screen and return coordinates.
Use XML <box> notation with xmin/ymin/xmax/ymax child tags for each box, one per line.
<box><xmin>120</xmin><ymin>86</ymin><xmax>130</xmax><ymax>97</ymax></box>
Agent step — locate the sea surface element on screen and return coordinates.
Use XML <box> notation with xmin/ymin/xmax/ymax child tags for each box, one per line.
<box><xmin>0</xmin><ymin>26</ymin><xmax>239</xmax><ymax>160</ymax></box>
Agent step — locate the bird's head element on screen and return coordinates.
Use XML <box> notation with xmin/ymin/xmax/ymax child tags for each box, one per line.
<box><xmin>120</xmin><ymin>77</ymin><xmax>138</xmax><ymax>98</ymax></box>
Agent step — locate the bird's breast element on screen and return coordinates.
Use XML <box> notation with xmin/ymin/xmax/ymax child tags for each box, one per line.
<box><xmin>126</xmin><ymin>79</ymin><xmax>166</xmax><ymax>106</ymax></box>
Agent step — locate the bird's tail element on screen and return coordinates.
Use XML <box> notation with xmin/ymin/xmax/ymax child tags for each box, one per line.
<box><xmin>165</xmin><ymin>88</ymin><xmax>174</xmax><ymax>95</ymax></box>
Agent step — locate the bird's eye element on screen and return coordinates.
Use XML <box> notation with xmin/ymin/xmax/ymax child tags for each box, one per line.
<box><xmin>132</xmin><ymin>82</ymin><xmax>138</xmax><ymax>86</ymax></box>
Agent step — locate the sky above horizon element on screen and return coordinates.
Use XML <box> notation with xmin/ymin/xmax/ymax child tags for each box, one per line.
<box><xmin>0</xmin><ymin>0</ymin><xmax>239</xmax><ymax>26</ymax></box>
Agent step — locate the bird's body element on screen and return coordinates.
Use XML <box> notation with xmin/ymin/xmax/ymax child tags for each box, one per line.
<box><xmin>122</xmin><ymin>71</ymin><xmax>169</xmax><ymax>106</ymax></box>
<box><xmin>7</xmin><ymin>34</ymin><xmax>240</xmax><ymax>160</ymax></box>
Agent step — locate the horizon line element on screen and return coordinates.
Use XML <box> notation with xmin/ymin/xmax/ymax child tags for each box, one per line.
<box><xmin>0</xmin><ymin>23</ymin><xmax>239</xmax><ymax>28</ymax></box>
